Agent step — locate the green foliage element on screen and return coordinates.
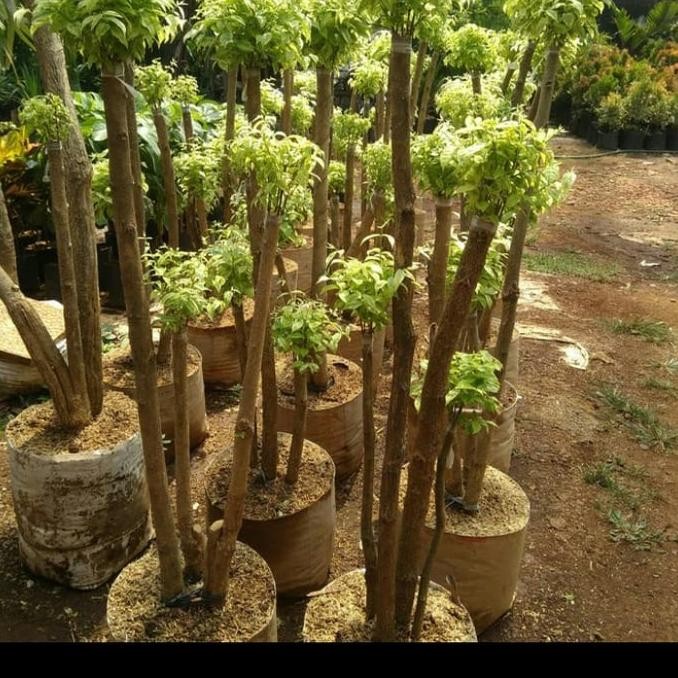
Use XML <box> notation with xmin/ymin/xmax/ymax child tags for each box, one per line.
<box><xmin>90</xmin><ymin>154</ymin><xmax>113</xmax><ymax>225</ymax></box>
<box><xmin>412</xmin><ymin>123</ymin><xmax>461</xmax><ymax>199</ymax></box>
<box><xmin>280</xmin><ymin>185</ymin><xmax>311</xmax><ymax>247</ymax></box>
<box><xmin>612</xmin><ymin>0</ymin><xmax>678</xmax><ymax>58</ymax></box>
<box><xmin>324</xmin><ymin>247</ymin><xmax>409</xmax><ymax>329</ymax></box>
<box><xmin>412</xmin><ymin>351</ymin><xmax>502</xmax><ymax>435</ymax></box>
<box><xmin>444</xmin><ymin>23</ymin><xmax>498</xmax><ymax>75</ymax></box>
<box><xmin>504</xmin><ymin>0</ymin><xmax>604</xmax><ymax>47</ymax></box>
<box><xmin>172</xmin><ymin>74</ymin><xmax>200</xmax><ymax>106</ymax></box>
<box><xmin>596</xmin><ymin>91</ymin><xmax>625</xmax><ymax>132</ymax></box>
<box><xmin>188</xmin><ymin>0</ymin><xmax>308</xmax><ymax>70</ymax></box>
<box><xmin>349</xmin><ymin>58</ymin><xmax>388</xmax><ymax>97</ymax></box>
<box><xmin>362</xmin><ymin>139</ymin><xmax>392</xmax><ymax>195</ymax></box>
<box><xmin>328</xmin><ymin>160</ymin><xmax>347</xmax><ymax>196</ymax></box>
<box><xmin>622</xmin><ymin>78</ymin><xmax>674</xmax><ymax>131</ymax></box>
<box><xmin>365</xmin><ymin>0</ymin><xmax>453</xmax><ymax>35</ymax></box>
<box><xmin>608</xmin><ymin>318</ymin><xmax>673</xmax><ymax>344</ymax></box>
<box><xmin>272</xmin><ymin>294</ymin><xmax>347</xmax><ymax>373</ymax></box>
<box><xmin>33</xmin><ymin>0</ymin><xmax>183</xmax><ymax>68</ymax></box>
<box><xmin>291</xmin><ymin>93</ymin><xmax>315</xmax><ymax>135</ymax></box>
<box><xmin>135</xmin><ymin>59</ymin><xmax>173</xmax><ymax>109</ymax></box>
<box><xmin>293</xmin><ymin>69</ymin><xmax>318</xmax><ymax>97</ymax></box>
<box><xmin>174</xmin><ymin>140</ymin><xmax>221</xmax><ymax>210</ymax></box>
<box><xmin>435</xmin><ymin>78</ymin><xmax>508</xmax><ymax>127</ymax></box>
<box><xmin>145</xmin><ymin>247</ymin><xmax>208</xmax><ymax>331</ymax></box>
<box><xmin>203</xmin><ymin>225</ymin><xmax>253</xmax><ymax>316</ymax></box>
<box><xmin>261</xmin><ymin>79</ymin><xmax>284</xmax><ymax>117</ymax></box>
<box><xmin>307</xmin><ymin>0</ymin><xmax>372</xmax><ymax>70</ymax></box>
<box><xmin>524</xmin><ymin>250</ymin><xmax>619</xmax><ymax>282</ymax></box>
<box><xmin>333</xmin><ymin>109</ymin><xmax>371</xmax><ymax>156</ymax></box>
<box><xmin>446</xmin><ymin>233</ymin><xmax>508</xmax><ymax>311</ymax></box>
<box><xmin>19</xmin><ymin>93</ymin><xmax>70</xmax><ymax>143</ymax></box>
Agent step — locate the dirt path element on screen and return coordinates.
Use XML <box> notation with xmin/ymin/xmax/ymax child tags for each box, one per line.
<box><xmin>1</xmin><ymin>136</ymin><xmax>677</xmax><ymax>641</ymax></box>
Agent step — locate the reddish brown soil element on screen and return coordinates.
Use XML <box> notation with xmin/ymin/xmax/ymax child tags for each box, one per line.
<box><xmin>1</xmin><ymin>137</ymin><xmax>677</xmax><ymax>641</ymax></box>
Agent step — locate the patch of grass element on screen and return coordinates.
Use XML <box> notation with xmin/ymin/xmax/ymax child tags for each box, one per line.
<box><xmin>607</xmin><ymin>509</ymin><xmax>665</xmax><ymax>551</ymax></box>
<box><xmin>596</xmin><ymin>385</ymin><xmax>678</xmax><ymax>452</ymax></box>
<box><xmin>524</xmin><ymin>251</ymin><xmax>620</xmax><ymax>282</ymax></box>
<box><xmin>583</xmin><ymin>456</ymin><xmax>654</xmax><ymax>510</ymax></box>
<box><xmin>643</xmin><ymin>377</ymin><xmax>678</xmax><ymax>393</ymax></box>
<box><xmin>664</xmin><ymin>357</ymin><xmax>678</xmax><ymax>374</ymax></box>
<box><xmin>608</xmin><ymin>318</ymin><xmax>673</xmax><ymax>344</ymax></box>
<box><xmin>101</xmin><ymin>323</ymin><xmax>128</xmax><ymax>354</ymax></box>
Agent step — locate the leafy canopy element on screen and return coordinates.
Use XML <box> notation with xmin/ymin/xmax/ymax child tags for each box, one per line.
<box><xmin>272</xmin><ymin>295</ymin><xmax>347</xmax><ymax>373</ymax></box>
<box><xmin>135</xmin><ymin>59</ymin><xmax>173</xmax><ymax>109</ymax></box>
<box><xmin>362</xmin><ymin>139</ymin><xmax>392</xmax><ymax>195</ymax></box>
<box><xmin>444</xmin><ymin>23</ymin><xmax>498</xmax><ymax>75</ymax></box>
<box><xmin>172</xmin><ymin>74</ymin><xmax>200</xmax><ymax>107</ymax></box>
<box><xmin>349</xmin><ymin>58</ymin><xmax>388</xmax><ymax>97</ymax></box>
<box><xmin>365</xmin><ymin>0</ymin><xmax>453</xmax><ymax>35</ymax></box>
<box><xmin>174</xmin><ymin>140</ymin><xmax>221</xmax><ymax>210</ymax></box>
<box><xmin>412</xmin><ymin>123</ymin><xmax>462</xmax><ymax>199</ymax></box>
<box><xmin>333</xmin><ymin>109</ymin><xmax>371</xmax><ymax>156</ymax></box>
<box><xmin>328</xmin><ymin>160</ymin><xmax>347</xmax><ymax>196</ymax></box>
<box><xmin>435</xmin><ymin>78</ymin><xmax>508</xmax><ymax>127</ymax></box>
<box><xmin>32</xmin><ymin>0</ymin><xmax>183</xmax><ymax>68</ymax></box>
<box><xmin>19</xmin><ymin>93</ymin><xmax>70</xmax><ymax>143</ymax></box>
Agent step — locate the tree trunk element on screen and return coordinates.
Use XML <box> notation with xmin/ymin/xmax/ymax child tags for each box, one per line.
<box><xmin>0</xmin><ymin>266</ymin><xmax>82</xmax><ymax>427</ymax></box>
<box><xmin>311</xmin><ymin>67</ymin><xmax>332</xmax><ymax>297</ymax></box>
<box><xmin>232</xmin><ymin>301</ymin><xmax>249</xmax><ymax>377</ymax></box>
<box><xmin>182</xmin><ymin>106</ymin><xmax>195</xmax><ymax>147</ymax></box>
<box><xmin>428</xmin><ymin>197</ymin><xmax>452</xmax><ymax>327</ymax></box>
<box><xmin>0</xmin><ymin>185</ymin><xmax>18</xmax><ymax>284</ymax></box>
<box><xmin>48</xmin><ymin>143</ymin><xmax>91</xmax><ymax>424</ymax></box>
<box><xmin>172</xmin><ymin>328</ymin><xmax>204</xmax><ymax>581</ymax></box>
<box><xmin>274</xmin><ymin>253</ymin><xmax>292</xmax><ymax>297</ymax></box>
<box><xmin>409</xmin><ymin>41</ymin><xmax>428</xmax><ymax>123</ymax></box>
<box><xmin>195</xmin><ymin>197</ymin><xmax>208</xmax><ymax>242</ymax></box>
<box><xmin>329</xmin><ymin>195</ymin><xmax>340</xmax><ymax>249</ymax></box>
<box><xmin>376</xmin><ymin>90</ymin><xmax>386</xmax><ymax>140</ymax></box>
<box><xmin>153</xmin><ymin>110</ymin><xmax>180</xmax><ymax>248</ymax></box>
<box><xmin>286</xmin><ymin>367</ymin><xmax>307</xmax><ymax>485</ymax></box>
<box><xmin>533</xmin><ymin>47</ymin><xmax>561</xmax><ymax>130</ymax></box>
<box><xmin>361</xmin><ymin>329</ymin><xmax>378</xmax><ymax>620</ymax></box>
<box><xmin>260</xmin><ymin>324</ymin><xmax>279</xmax><ymax>479</ymax></box>
<box><xmin>411</xmin><ymin>425</ymin><xmax>451</xmax><ymax>640</ymax></box>
<box><xmin>222</xmin><ymin>64</ymin><xmax>239</xmax><ymax>223</ymax></box>
<box><xmin>31</xmin><ymin>12</ymin><xmax>103</xmax><ymax>416</ymax></box>
<box><xmin>101</xmin><ymin>63</ymin><xmax>184</xmax><ymax>602</ymax></box>
<box><xmin>471</xmin><ymin>73</ymin><xmax>482</xmax><ymax>95</ymax></box>
<box><xmin>204</xmin><ymin>214</ymin><xmax>281</xmax><ymax>605</ymax></box>
<box><xmin>528</xmin><ymin>85</ymin><xmax>541</xmax><ymax>123</ymax></box>
<box><xmin>395</xmin><ymin>216</ymin><xmax>497</xmax><ymax>628</ymax></box>
<box><xmin>342</xmin><ymin>145</ymin><xmax>356</xmax><ymax>251</ymax></box>
<box><xmin>384</xmin><ymin>90</ymin><xmax>392</xmax><ymax>144</ymax></box>
<box><xmin>374</xmin><ymin>32</ymin><xmax>416</xmax><ymax>642</ymax></box>
<box><xmin>282</xmin><ymin>69</ymin><xmax>294</xmax><ymax>135</ymax></box>
<box><xmin>511</xmin><ymin>40</ymin><xmax>537</xmax><ymax>108</ymax></box>
<box><xmin>346</xmin><ymin>204</ymin><xmax>375</xmax><ymax>259</ymax></box>
<box><xmin>461</xmin><ymin>425</ymin><xmax>492</xmax><ymax>511</ymax></box>
<box><xmin>500</xmin><ymin>63</ymin><xmax>516</xmax><ymax>96</ymax></box>
<box><xmin>124</xmin><ymin>63</ymin><xmax>146</xmax><ymax>238</ymax></box>
<box><xmin>416</xmin><ymin>52</ymin><xmax>439</xmax><ymax>135</ymax></box>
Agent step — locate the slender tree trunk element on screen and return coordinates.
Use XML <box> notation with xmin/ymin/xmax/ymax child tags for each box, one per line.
<box><xmin>282</xmin><ymin>69</ymin><xmax>294</xmax><ymax>135</ymax></box>
<box><xmin>361</xmin><ymin>329</ymin><xmax>378</xmax><ymax>620</ymax></box>
<box><xmin>533</xmin><ymin>47</ymin><xmax>561</xmax><ymax>130</ymax></box>
<box><xmin>153</xmin><ymin>110</ymin><xmax>180</xmax><ymax>248</ymax></box>
<box><xmin>330</xmin><ymin>195</ymin><xmax>340</xmax><ymax>248</ymax></box>
<box><xmin>195</xmin><ymin>198</ymin><xmax>208</xmax><ymax>241</ymax></box>
<box><xmin>48</xmin><ymin>143</ymin><xmax>91</xmax><ymax>424</ymax></box>
<box><xmin>173</xmin><ymin>328</ymin><xmax>204</xmax><ymax>581</ymax></box>
<box><xmin>222</xmin><ymin>64</ymin><xmax>239</xmax><ymax>223</ymax></box>
<box><xmin>511</xmin><ymin>40</ymin><xmax>537</xmax><ymax>108</ymax></box>
<box><xmin>232</xmin><ymin>301</ymin><xmax>249</xmax><ymax>378</ymax></box>
<box><xmin>384</xmin><ymin>90</ymin><xmax>392</xmax><ymax>144</ymax></box>
<box><xmin>274</xmin><ymin>253</ymin><xmax>292</xmax><ymax>297</ymax></box>
<box><xmin>312</xmin><ymin>67</ymin><xmax>332</xmax><ymax>296</ymax></box>
<box><xmin>0</xmin><ymin>185</ymin><xmax>18</xmax><ymax>284</ymax></box>
<box><xmin>0</xmin><ymin>266</ymin><xmax>82</xmax><ymax>426</ymax></box>
<box><xmin>101</xmin><ymin>63</ymin><xmax>184</xmax><ymax>602</ymax></box>
<box><xmin>501</xmin><ymin>63</ymin><xmax>516</xmax><ymax>96</ymax></box>
<box><xmin>182</xmin><ymin>106</ymin><xmax>195</xmax><ymax>147</ymax></box>
<box><xmin>260</xmin><ymin>323</ymin><xmax>279</xmax><ymax>478</ymax></box>
<box><xmin>416</xmin><ymin>52</ymin><xmax>439</xmax><ymax>135</ymax></box>
<box><xmin>204</xmin><ymin>214</ymin><xmax>281</xmax><ymax>605</ymax></box>
<box><xmin>124</xmin><ymin>63</ymin><xmax>146</xmax><ymax>238</ymax></box>
<box><xmin>528</xmin><ymin>85</ymin><xmax>541</xmax><ymax>122</ymax></box>
<box><xmin>447</xmin><ymin>432</ymin><xmax>464</xmax><ymax>497</ymax></box>
<box><xmin>395</xmin><ymin>216</ymin><xmax>497</xmax><ymax>628</ymax></box>
<box><xmin>346</xmin><ymin>204</ymin><xmax>375</xmax><ymax>259</ymax></box>
<box><xmin>411</xmin><ymin>425</ymin><xmax>451</xmax><ymax>640</ymax></box>
<box><xmin>342</xmin><ymin>144</ymin><xmax>356</xmax><ymax>251</ymax></box>
<box><xmin>410</xmin><ymin>41</ymin><xmax>428</xmax><ymax>123</ymax></box>
<box><xmin>428</xmin><ymin>197</ymin><xmax>452</xmax><ymax>327</ymax></box>
<box><xmin>471</xmin><ymin>73</ymin><xmax>482</xmax><ymax>95</ymax></box>
<box><xmin>286</xmin><ymin>367</ymin><xmax>307</xmax><ymax>485</ymax></box>
<box><xmin>376</xmin><ymin>90</ymin><xmax>386</xmax><ymax>140</ymax></box>
<box><xmin>461</xmin><ymin>424</ymin><xmax>492</xmax><ymax>511</ymax></box>
<box><xmin>374</xmin><ymin>32</ymin><xmax>416</xmax><ymax>642</ymax></box>
<box><xmin>31</xmin><ymin>12</ymin><xmax>103</xmax><ymax>416</ymax></box>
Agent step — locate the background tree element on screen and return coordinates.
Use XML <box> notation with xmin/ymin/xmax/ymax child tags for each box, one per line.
<box><xmin>444</xmin><ymin>23</ymin><xmax>498</xmax><ymax>94</ymax></box>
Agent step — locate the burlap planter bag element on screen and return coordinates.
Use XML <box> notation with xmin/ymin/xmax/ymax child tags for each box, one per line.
<box><xmin>336</xmin><ymin>325</ymin><xmax>385</xmax><ymax>388</ymax></box>
<box><xmin>204</xmin><ymin>434</ymin><xmax>336</xmax><ymax>598</ymax></box>
<box><xmin>280</xmin><ymin>237</ymin><xmax>313</xmax><ymax>293</ymax></box>
<box><xmin>302</xmin><ymin>569</ymin><xmax>478</xmax><ymax>642</ymax></box>
<box><xmin>106</xmin><ymin>543</ymin><xmax>277</xmax><ymax>642</ymax></box>
<box><xmin>5</xmin><ymin>394</ymin><xmax>152</xmax><ymax>590</ymax></box>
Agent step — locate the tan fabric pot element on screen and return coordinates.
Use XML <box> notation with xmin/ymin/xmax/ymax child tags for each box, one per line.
<box><xmin>106</xmin><ymin>543</ymin><xmax>277</xmax><ymax>642</ymax></box>
<box><xmin>280</xmin><ymin>239</ymin><xmax>313</xmax><ymax>293</ymax></box>
<box><xmin>490</xmin><ymin>319</ymin><xmax>520</xmax><ymax>388</ymax></box>
<box><xmin>6</xmin><ymin>410</ymin><xmax>152</xmax><ymax>590</ymax></box>
<box><xmin>273</xmin><ymin>256</ymin><xmax>299</xmax><ymax>298</ymax></box>
<box><xmin>336</xmin><ymin>326</ymin><xmax>385</xmax><ymax>387</ymax></box>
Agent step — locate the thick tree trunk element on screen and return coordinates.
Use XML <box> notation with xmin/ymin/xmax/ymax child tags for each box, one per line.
<box><xmin>101</xmin><ymin>64</ymin><xmax>184</xmax><ymax>602</ymax></box>
<box><xmin>374</xmin><ymin>32</ymin><xmax>416</xmax><ymax>642</ymax></box>
<box><xmin>361</xmin><ymin>329</ymin><xmax>378</xmax><ymax>620</ymax></box>
<box><xmin>222</xmin><ymin>65</ymin><xmax>239</xmax><ymax>223</ymax></box>
<box><xmin>342</xmin><ymin>145</ymin><xmax>356</xmax><ymax>251</ymax></box>
<box><xmin>31</xmin><ymin>13</ymin><xmax>103</xmax><ymax>416</ymax></box>
<box><xmin>533</xmin><ymin>47</ymin><xmax>561</xmax><ymax>130</ymax></box>
<box><xmin>0</xmin><ymin>185</ymin><xmax>18</xmax><ymax>284</ymax></box>
<box><xmin>153</xmin><ymin>110</ymin><xmax>180</xmax><ymax>248</ymax></box>
<box><xmin>395</xmin><ymin>216</ymin><xmax>497</xmax><ymax>628</ymax></box>
<box><xmin>173</xmin><ymin>328</ymin><xmax>204</xmax><ymax>581</ymax></box>
<box><xmin>511</xmin><ymin>40</ymin><xmax>537</xmax><ymax>108</ymax></box>
<box><xmin>416</xmin><ymin>52</ymin><xmax>439</xmax><ymax>135</ymax></box>
<box><xmin>409</xmin><ymin>41</ymin><xmax>428</xmax><ymax>122</ymax></box>
<box><xmin>286</xmin><ymin>367</ymin><xmax>307</xmax><ymax>485</ymax></box>
<box><xmin>124</xmin><ymin>63</ymin><xmax>146</xmax><ymax>239</ymax></box>
<box><xmin>0</xmin><ymin>266</ymin><xmax>82</xmax><ymax>427</ymax></box>
<box><xmin>48</xmin><ymin>143</ymin><xmax>91</xmax><ymax>424</ymax></box>
<box><xmin>204</xmin><ymin>214</ymin><xmax>281</xmax><ymax>605</ymax></box>
<box><xmin>282</xmin><ymin>69</ymin><xmax>294</xmax><ymax>135</ymax></box>
<box><xmin>312</xmin><ymin>67</ymin><xmax>332</xmax><ymax>297</ymax></box>
<box><xmin>428</xmin><ymin>198</ymin><xmax>453</xmax><ymax>327</ymax></box>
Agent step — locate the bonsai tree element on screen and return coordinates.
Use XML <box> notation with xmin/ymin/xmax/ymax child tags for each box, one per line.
<box><xmin>306</xmin><ymin>0</ymin><xmax>372</xmax><ymax>297</ymax></box>
<box><xmin>324</xmin><ymin>246</ymin><xmax>410</xmax><ymax>618</ymax></box>
<box><xmin>271</xmin><ymin>294</ymin><xmax>346</xmax><ymax>484</ymax></box>
<box><xmin>444</xmin><ymin>23</ymin><xmax>498</xmax><ymax>94</ymax></box>
<box><xmin>34</xmin><ymin>0</ymin><xmax>186</xmax><ymax>601</ymax></box>
<box><xmin>145</xmin><ymin>247</ymin><xmax>209</xmax><ymax>581</ymax></box>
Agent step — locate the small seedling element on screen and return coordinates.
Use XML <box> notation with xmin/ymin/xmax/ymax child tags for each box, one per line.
<box><xmin>608</xmin><ymin>319</ymin><xmax>673</xmax><ymax>344</ymax></box>
<box><xmin>524</xmin><ymin>251</ymin><xmax>619</xmax><ymax>282</ymax></box>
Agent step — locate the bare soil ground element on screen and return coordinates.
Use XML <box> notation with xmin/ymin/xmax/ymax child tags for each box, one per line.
<box><xmin>1</xmin><ymin>136</ymin><xmax>677</xmax><ymax>642</ymax></box>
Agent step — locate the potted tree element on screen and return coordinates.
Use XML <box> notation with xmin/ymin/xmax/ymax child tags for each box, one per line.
<box><xmin>595</xmin><ymin>92</ymin><xmax>624</xmax><ymax>151</ymax></box>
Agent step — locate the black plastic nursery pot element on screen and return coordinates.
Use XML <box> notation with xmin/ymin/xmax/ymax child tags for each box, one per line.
<box><xmin>667</xmin><ymin>125</ymin><xmax>678</xmax><ymax>152</ymax></box>
<box><xmin>619</xmin><ymin>129</ymin><xmax>646</xmax><ymax>151</ymax></box>
<box><xmin>596</xmin><ymin>129</ymin><xmax>619</xmax><ymax>151</ymax></box>
<box><xmin>644</xmin><ymin>130</ymin><xmax>667</xmax><ymax>152</ymax></box>
<box><xmin>586</xmin><ymin>125</ymin><xmax>598</xmax><ymax>146</ymax></box>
